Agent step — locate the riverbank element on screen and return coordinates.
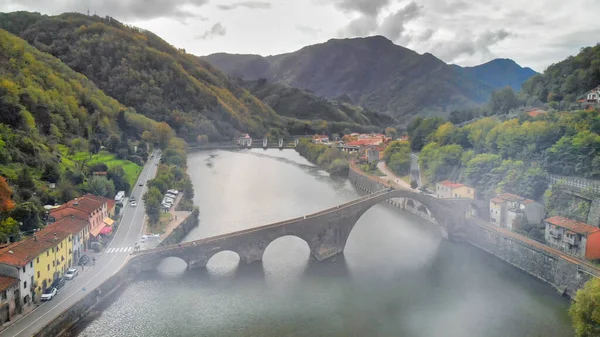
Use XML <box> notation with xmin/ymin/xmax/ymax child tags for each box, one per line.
<box><xmin>349</xmin><ymin>162</ymin><xmax>600</xmax><ymax>298</ymax></box>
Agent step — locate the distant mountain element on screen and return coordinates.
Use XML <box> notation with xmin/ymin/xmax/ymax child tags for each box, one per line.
<box><xmin>242</xmin><ymin>79</ymin><xmax>395</xmax><ymax>127</ymax></box>
<box><xmin>0</xmin><ymin>12</ymin><xmax>281</xmax><ymax>142</ymax></box>
<box><xmin>456</xmin><ymin>58</ymin><xmax>537</xmax><ymax>91</ymax></box>
<box><xmin>204</xmin><ymin>36</ymin><xmax>534</xmax><ymax>122</ymax></box>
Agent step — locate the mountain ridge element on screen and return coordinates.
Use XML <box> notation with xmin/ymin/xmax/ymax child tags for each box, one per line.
<box><xmin>203</xmin><ymin>36</ymin><xmax>536</xmax><ymax>122</ymax></box>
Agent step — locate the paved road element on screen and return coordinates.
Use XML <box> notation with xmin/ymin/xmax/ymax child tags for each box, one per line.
<box><xmin>410</xmin><ymin>153</ymin><xmax>422</xmax><ymax>188</ymax></box>
<box><xmin>376</xmin><ymin>161</ymin><xmax>412</xmax><ymax>190</ymax></box>
<box><xmin>1</xmin><ymin>151</ymin><xmax>161</xmax><ymax>337</ymax></box>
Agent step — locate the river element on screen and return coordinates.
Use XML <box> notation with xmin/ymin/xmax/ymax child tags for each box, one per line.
<box><xmin>76</xmin><ymin>149</ymin><xmax>573</xmax><ymax>337</ymax></box>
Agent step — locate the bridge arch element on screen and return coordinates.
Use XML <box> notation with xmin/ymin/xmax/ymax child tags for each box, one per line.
<box><xmin>206</xmin><ymin>250</ymin><xmax>241</xmax><ymax>270</ymax></box>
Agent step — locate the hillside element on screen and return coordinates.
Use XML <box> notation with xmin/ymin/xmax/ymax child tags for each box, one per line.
<box><xmin>0</xmin><ymin>28</ymin><xmax>173</xmax><ymax>237</ymax></box>
<box><xmin>521</xmin><ymin>44</ymin><xmax>600</xmax><ymax>103</ymax></box>
<box><xmin>0</xmin><ymin>12</ymin><xmax>282</xmax><ymax>142</ymax></box>
<box><xmin>456</xmin><ymin>58</ymin><xmax>537</xmax><ymax>91</ymax></box>
<box><xmin>243</xmin><ymin>79</ymin><xmax>395</xmax><ymax>127</ymax></box>
<box><xmin>204</xmin><ymin>36</ymin><xmax>533</xmax><ymax>122</ymax></box>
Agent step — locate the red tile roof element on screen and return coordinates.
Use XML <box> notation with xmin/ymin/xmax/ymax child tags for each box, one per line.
<box><xmin>497</xmin><ymin>193</ymin><xmax>523</xmax><ymax>202</ymax></box>
<box><xmin>0</xmin><ymin>276</ymin><xmax>18</xmax><ymax>292</ymax></box>
<box><xmin>527</xmin><ymin>110</ymin><xmax>547</xmax><ymax>117</ymax></box>
<box><xmin>523</xmin><ymin>199</ymin><xmax>536</xmax><ymax>205</ymax></box>
<box><xmin>50</xmin><ymin>194</ymin><xmax>106</xmax><ymax>221</ymax></box>
<box><xmin>438</xmin><ymin>181</ymin><xmax>465</xmax><ymax>189</ymax></box>
<box><xmin>545</xmin><ymin>216</ymin><xmax>600</xmax><ymax>236</ymax></box>
<box><xmin>490</xmin><ymin>197</ymin><xmax>504</xmax><ymax>204</ymax></box>
<box><xmin>347</xmin><ymin>139</ymin><xmax>383</xmax><ymax>146</ymax></box>
<box><xmin>51</xmin><ymin>216</ymin><xmax>88</xmax><ymax>235</ymax></box>
<box><xmin>0</xmin><ymin>222</ymin><xmax>72</xmax><ymax>267</ymax></box>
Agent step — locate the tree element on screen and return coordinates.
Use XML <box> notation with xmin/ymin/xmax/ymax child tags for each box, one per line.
<box><xmin>0</xmin><ymin>217</ymin><xmax>20</xmax><ymax>243</ymax></box>
<box><xmin>10</xmin><ymin>202</ymin><xmax>41</xmax><ymax>233</ymax></box>
<box><xmin>107</xmin><ymin>167</ymin><xmax>130</xmax><ymax>193</ymax></box>
<box><xmin>569</xmin><ymin>278</ymin><xmax>600</xmax><ymax>337</ymax></box>
<box><xmin>385</xmin><ymin>127</ymin><xmax>397</xmax><ymax>140</ymax></box>
<box><xmin>489</xmin><ymin>86</ymin><xmax>521</xmax><ymax>114</ymax></box>
<box><xmin>0</xmin><ymin>177</ymin><xmax>15</xmax><ymax>213</ymax></box>
<box><xmin>410</xmin><ymin>180</ymin><xmax>418</xmax><ymax>189</ymax></box>
<box><xmin>87</xmin><ymin>176</ymin><xmax>116</xmax><ymax>198</ymax></box>
<box><xmin>143</xmin><ymin>187</ymin><xmax>162</xmax><ymax>224</ymax></box>
<box><xmin>196</xmin><ymin>134</ymin><xmax>209</xmax><ymax>145</ymax></box>
<box><xmin>16</xmin><ymin>168</ymin><xmax>35</xmax><ymax>191</ymax></box>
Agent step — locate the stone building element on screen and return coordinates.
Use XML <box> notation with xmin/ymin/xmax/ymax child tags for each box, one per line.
<box><xmin>544</xmin><ymin>216</ymin><xmax>600</xmax><ymax>260</ymax></box>
<box><xmin>0</xmin><ymin>276</ymin><xmax>19</xmax><ymax>325</ymax></box>
<box><xmin>435</xmin><ymin>181</ymin><xmax>475</xmax><ymax>199</ymax></box>
<box><xmin>489</xmin><ymin>193</ymin><xmax>545</xmax><ymax>230</ymax></box>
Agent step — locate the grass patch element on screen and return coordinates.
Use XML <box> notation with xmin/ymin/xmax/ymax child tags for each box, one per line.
<box><xmin>57</xmin><ymin>147</ymin><xmax>142</xmax><ymax>189</ymax></box>
<box><xmin>401</xmin><ymin>175</ymin><xmax>411</xmax><ymax>184</ymax></box>
<box><xmin>146</xmin><ymin>212</ymin><xmax>171</xmax><ymax>234</ymax></box>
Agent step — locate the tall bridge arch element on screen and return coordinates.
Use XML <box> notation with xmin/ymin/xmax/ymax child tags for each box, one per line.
<box><xmin>129</xmin><ymin>189</ymin><xmax>478</xmax><ymax>272</ymax></box>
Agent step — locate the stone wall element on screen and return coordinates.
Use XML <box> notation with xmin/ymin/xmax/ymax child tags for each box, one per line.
<box><xmin>465</xmin><ymin>220</ymin><xmax>596</xmax><ymax>298</ymax></box>
<box><xmin>158</xmin><ymin>208</ymin><xmax>200</xmax><ymax>247</ymax></box>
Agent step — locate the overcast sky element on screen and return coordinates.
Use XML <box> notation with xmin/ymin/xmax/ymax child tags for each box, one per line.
<box><xmin>3</xmin><ymin>0</ymin><xmax>600</xmax><ymax>71</ymax></box>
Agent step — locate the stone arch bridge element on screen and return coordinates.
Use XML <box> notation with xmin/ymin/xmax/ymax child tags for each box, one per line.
<box><xmin>129</xmin><ymin>189</ymin><xmax>480</xmax><ymax>272</ymax></box>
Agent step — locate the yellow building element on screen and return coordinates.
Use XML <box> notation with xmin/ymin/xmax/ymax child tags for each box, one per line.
<box><xmin>435</xmin><ymin>181</ymin><xmax>475</xmax><ymax>199</ymax></box>
<box><xmin>33</xmin><ymin>222</ymin><xmax>73</xmax><ymax>298</ymax></box>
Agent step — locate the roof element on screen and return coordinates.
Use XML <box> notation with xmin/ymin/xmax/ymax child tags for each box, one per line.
<box><xmin>545</xmin><ymin>216</ymin><xmax>600</xmax><ymax>236</ymax></box>
<box><xmin>497</xmin><ymin>193</ymin><xmax>523</xmax><ymax>202</ymax></box>
<box><xmin>347</xmin><ymin>139</ymin><xmax>383</xmax><ymax>146</ymax></box>
<box><xmin>0</xmin><ymin>276</ymin><xmax>18</xmax><ymax>291</ymax></box>
<box><xmin>50</xmin><ymin>194</ymin><xmax>107</xmax><ymax>221</ymax></box>
<box><xmin>490</xmin><ymin>197</ymin><xmax>504</xmax><ymax>204</ymax></box>
<box><xmin>51</xmin><ymin>216</ymin><xmax>88</xmax><ymax>235</ymax></box>
<box><xmin>523</xmin><ymin>199</ymin><xmax>536</xmax><ymax>205</ymax></box>
<box><xmin>106</xmin><ymin>199</ymin><xmax>115</xmax><ymax>211</ymax></box>
<box><xmin>527</xmin><ymin>110</ymin><xmax>547</xmax><ymax>117</ymax></box>
<box><xmin>0</xmin><ymin>222</ymin><xmax>73</xmax><ymax>267</ymax></box>
<box><xmin>438</xmin><ymin>181</ymin><xmax>465</xmax><ymax>189</ymax></box>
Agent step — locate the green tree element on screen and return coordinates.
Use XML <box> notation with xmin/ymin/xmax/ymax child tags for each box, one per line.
<box><xmin>489</xmin><ymin>86</ymin><xmax>521</xmax><ymax>114</ymax></box>
<box><xmin>143</xmin><ymin>187</ymin><xmax>163</xmax><ymax>224</ymax></box>
<box><xmin>385</xmin><ymin>127</ymin><xmax>397</xmax><ymax>140</ymax></box>
<box><xmin>87</xmin><ymin>176</ymin><xmax>116</xmax><ymax>198</ymax></box>
<box><xmin>569</xmin><ymin>278</ymin><xmax>600</xmax><ymax>337</ymax></box>
<box><xmin>383</xmin><ymin>140</ymin><xmax>411</xmax><ymax>176</ymax></box>
<box><xmin>10</xmin><ymin>202</ymin><xmax>41</xmax><ymax>233</ymax></box>
<box><xmin>0</xmin><ymin>217</ymin><xmax>20</xmax><ymax>243</ymax></box>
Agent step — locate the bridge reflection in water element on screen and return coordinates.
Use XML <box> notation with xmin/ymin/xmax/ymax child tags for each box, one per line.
<box><xmin>130</xmin><ymin>189</ymin><xmax>479</xmax><ymax>272</ymax></box>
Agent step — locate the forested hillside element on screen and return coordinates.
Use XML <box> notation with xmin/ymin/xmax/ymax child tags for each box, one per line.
<box><xmin>0</xmin><ymin>11</ymin><xmax>282</xmax><ymax>142</ymax></box>
<box><xmin>521</xmin><ymin>44</ymin><xmax>600</xmax><ymax>104</ymax></box>
<box><xmin>0</xmin><ymin>28</ymin><xmax>175</xmax><ymax>240</ymax></box>
<box><xmin>407</xmin><ymin>110</ymin><xmax>600</xmax><ymax>203</ymax></box>
<box><xmin>243</xmin><ymin>79</ymin><xmax>395</xmax><ymax>127</ymax></box>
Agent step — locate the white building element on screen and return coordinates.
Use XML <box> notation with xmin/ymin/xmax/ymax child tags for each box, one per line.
<box><xmin>238</xmin><ymin>134</ymin><xmax>252</xmax><ymax>147</ymax></box>
<box><xmin>586</xmin><ymin>86</ymin><xmax>600</xmax><ymax>104</ymax></box>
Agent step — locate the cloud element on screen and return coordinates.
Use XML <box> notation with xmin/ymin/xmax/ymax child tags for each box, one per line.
<box><xmin>4</xmin><ymin>0</ymin><xmax>209</xmax><ymax>20</ymax></box>
<box><xmin>296</xmin><ymin>25</ymin><xmax>322</xmax><ymax>36</ymax></box>
<box><xmin>334</xmin><ymin>0</ymin><xmax>392</xmax><ymax>17</ymax></box>
<box><xmin>418</xmin><ymin>29</ymin><xmax>435</xmax><ymax>42</ymax></box>
<box><xmin>339</xmin><ymin>15</ymin><xmax>378</xmax><ymax>36</ymax></box>
<box><xmin>196</xmin><ymin>23</ymin><xmax>227</xmax><ymax>40</ymax></box>
<box><xmin>218</xmin><ymin>1</ymin><xmax>271</xmax><ymax>10</ymax></box>
<box><xmin>431</xmin><ymin>29</ymin><xmax>512</xmax><ymax>62</ymax></box>
<box><xmin>378</xmin><ymin>2</ymin><xmax>422</xmax><ymax>42</ymax></box>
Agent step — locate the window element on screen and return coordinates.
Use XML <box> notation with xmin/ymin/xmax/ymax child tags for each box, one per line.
<box><xmin>52</xmin><ymin>261</ymin><xmax>55</xmax><ymax>267</ymax></box>
<box><xmin>31</xmin><ymin>276</ymin><xmax>33</xmax><ymax>285</ymax></box>
<box><xmin>69</xmin><ymin>237</ymin><xmax>71</xmax><ymax>242</ymax></box>
<box><xmin>47</xmin><ymin>251</ymin><xmax>49</xmax><ymax>257</ymax></box>
<box><xmin>23</xmin><ymin>281</ymin><xmax>27</xmax><ymax>289</ymax></box>
<box><xmin>37</xmin><ymin>271</ymin><xmax>40</xmax><ymax>278</ymax></box>
<box><xmin>22</xmin><ymin>266</ymin><xmax>25</xmax><ymax>273</ymax></box>
<box><xmin>30</xmin><ymin>261</ymin><xmax>33</xmax><ymax>268</ymax></box>
<box><xmin>61</xmin><ymin>242</ymin><xmax>63</xmax><ymax>248</ymax></box>
<box><xmin>37</xmin><ymin>257</ymin><xmax>39</xmax><ymax>263</ymax></box>
<box><xmin>47</xmin><ymin>264</ymin><xmax>50</xmax><ymax>271</ymax></box>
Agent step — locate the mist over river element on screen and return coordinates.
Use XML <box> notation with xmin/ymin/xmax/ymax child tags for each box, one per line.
<box><xmin>76</xmin><ymin>149</ymin><xmax>572</xmax><ymax>337</ymax></box>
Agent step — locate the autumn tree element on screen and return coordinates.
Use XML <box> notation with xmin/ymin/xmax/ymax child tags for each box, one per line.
<box><xmin>0</xmin><ymin>176</ymin><xmax>15</xmax><ymax>213</ymax></box>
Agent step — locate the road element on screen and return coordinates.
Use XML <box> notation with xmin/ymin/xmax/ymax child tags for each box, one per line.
<box><xmin>1</xmin><ymin>151</ymin><xmax>161</xmax><ymax>337</ymax></box>
<box><xmin>410</xmin><ymin>153</ymin><xmax>422</xmax><ymax>188</ymax></box>
<box><xmin>376</xmin><ymin>161</ymin><xmax>412</xmax><ymax>190</ymax></box>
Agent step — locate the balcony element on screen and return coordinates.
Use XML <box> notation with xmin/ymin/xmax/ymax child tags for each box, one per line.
<box><xmin>549</xmin><ymin>230</ymin><xmax>561</xmax><ymax>239</ymax></box>
<box><xmin>564</xmin><ymin>235</ymin><xmax>578</xmax><ymax>246</ymax></box>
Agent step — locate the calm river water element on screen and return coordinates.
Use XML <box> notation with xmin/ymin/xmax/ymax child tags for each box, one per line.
<box><xmin>76</xmin><ymin>149</ymin><xmax>573</xmax><ymax>337</ymax></box>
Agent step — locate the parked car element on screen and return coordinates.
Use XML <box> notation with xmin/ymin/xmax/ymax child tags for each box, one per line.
<box><xmin>130</xmin><ymin>196</ymin><xmax>136</xmax><ymax>201</ymax></box>
<box><xmin>130</xmin><ymin>201</ymin><xmax>137</xmax><ymax>207</ymax></box>
<box><xmin>138</xmin><ymin>181</ymin><xmax>144</xmax><ymax>186</ymax></box>
<box><xmin>51</xmin><ymin>277</ymin><xmax>66</xmax><ymax>290</ymax></box>
<box><xmin>64</xmin><ymin>268</ymin><xmax>78</xmax><ymax>280</ymax></box>
<box><xmin>165</xmin><ymin>194</ymin><xmax>176</xmax><ymax>199</ymax></box>
<box><xmin>41</xmin><ymin>287</ymin><xmax>57</xmax><ymax>301</ymax></box>
<box><xmin>79</xmin><ymin>254</ymin><xmax>90</xmax><ymax>266</ymax></box>
<box><xmin>167</xmin><ymin>189</ymin><xmax>179</xmax><ymax>195</ymax></box>
<box><xmin>163</xmin><ymin>197</ymin><xmax>174</xmax><ymax>203</ymax></box>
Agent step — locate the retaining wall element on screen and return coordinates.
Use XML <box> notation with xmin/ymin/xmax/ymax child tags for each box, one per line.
<box><xmin>158</xmin><ymin>208</ymin><xmax>200</xmax><ymax>247</ymax></box>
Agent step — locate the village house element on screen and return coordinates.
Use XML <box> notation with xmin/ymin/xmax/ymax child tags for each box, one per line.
<box><xmin>49</xmin><ymin>194</ymin><xmax>111</xmax><ymax>248</ymax></box>
<box><xmin>435</xmin><ymin>181</ymin><xmax>475</xmax><ymax>199</ymax></box>
<box><xmin>0</xmin><ymin>276</ymin><xmax>19</xmax><ymax>325</ymax></box>
<box><xmin>544</xmin><ymin>216</ymin><xmax>600</xmax><ymax>261</ymax></box>
<box><xmin>489</xmin><ymin>193</ymin><xmax>545</xmax><ymax>230</ymax></box>
<box><xmin>525</xmin><ymin>108</ymin><xmax>548</xmax><ymax>118</ymax></box>
<box><xmin>585</xmin><ymin>86</ymin><xmax>600</xmax><ymax>104</ymax></box>
<box><xmin>312</xmin><ymin>135</ymin><xmax>329</xmax><ymax>144</ymax></box>
<box><xmin>237</xmin><ymin>134</ymin><xmax>252</xmax><ymax>147</ymax></box>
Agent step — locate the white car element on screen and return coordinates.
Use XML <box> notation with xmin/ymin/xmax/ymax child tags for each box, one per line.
<box><xmin>167</xmin><ymin>189</ymin><xmax>179</xmax><ymax>195</ymax></box>
<box><xmin>41</xmin><ymin>287</ymin><xmax>57</xmax><ymax>301</ymax></box>
<box><xmin>165</xmin><ymin>194</ymin><xmax>176</xmax><ymax>199</ymax></box>
<box><xmin>130</xmin><ymin>201</ymin><xmax>137</xmax><ymax>207</ymax></box>
<box><xmin>163</xmin><ymin>198</ymin><xmax>174</xmax><ymax>204</ymax></box>
<box><xmin>64</xmin><ymin>268</ymin><xmax>78</xmax><ymax>280</ymax></box>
